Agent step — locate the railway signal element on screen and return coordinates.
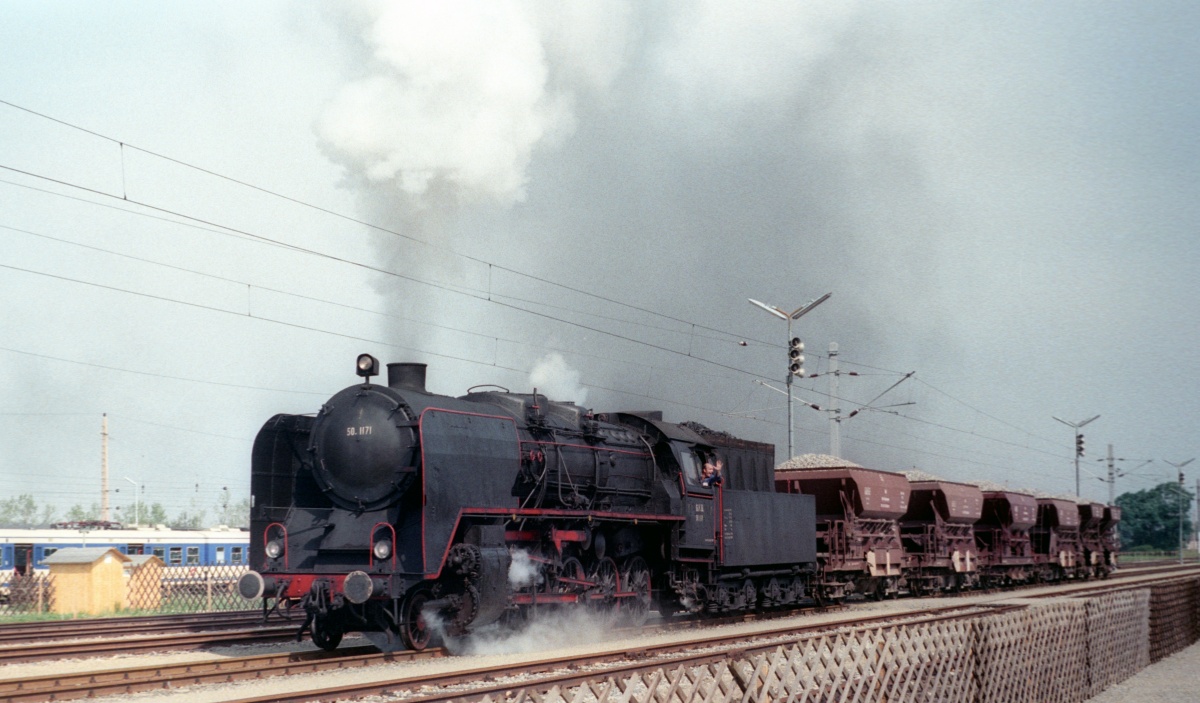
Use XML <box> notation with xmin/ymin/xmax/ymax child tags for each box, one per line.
<box><xmin>1052</xmin><ymin>414</ymin><xmax>1100</xmax><ymax>497</ymax></box>
<box><xmin>789</xmin><ymin>337</ymin><xmax>805</xmax><ymax>377</ymax></box>
<box><xmin>748</xmin><ymin>293</ymin><xmax>832</xmax><ymax>460</ymax></box>
<box><xmin>1165</xmin><ymin>458</ymin><xmax>1195</xmax><ymax>565</ymax></box>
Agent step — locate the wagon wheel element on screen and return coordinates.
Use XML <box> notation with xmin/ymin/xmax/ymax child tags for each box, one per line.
<box><xmin>310</xmin><ymin>617</ymin><xmax>343</xmax><ymax>651</ymax></box>
<box><xmin>400</xmin><ymin>589</ymin><xmax>434</xmax><ymax>651</ymax></box>
<box><xmin>587</xmin><ymin>557</ymin><xmax>620</xmax><ymax>615</ymax></box>
<box><xmin>620</xmin><ymin>556</ymin><xmax>652</xmax><ymax>626</ymax></box>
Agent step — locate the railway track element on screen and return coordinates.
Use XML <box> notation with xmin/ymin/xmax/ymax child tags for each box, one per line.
<box><xmin>0</xmin><ymin>623</ymin><xmax>299</xmax><ymax>665</ymax></box>
<box><xmin>0</xmin><ymin>604</ymin><xmax>991</xmax><ymax>703</ymax></box>
<box><xmin>0</xmin><ymin>610</ymin><xmax>270</xmax><ymax>645</ymax></box>
<box><xmin>0</xmin><ymin>563</ymin><xmax>1180</xmax><ymax>667</ymax></box>
<box><xmin>4</xmin><ymin>567</ymin><xmax>1196</xmax><ymax>703</ymax></box>
<box><xmin>0</xmin><ymin>645</ymin><xmax>440</xmax><ymax>703</ymax></box>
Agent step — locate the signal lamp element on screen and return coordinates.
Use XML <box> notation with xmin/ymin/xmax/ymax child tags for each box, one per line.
<box><xmin>789</xmin><ymin>337</ymin><xmax>806</xmax><ymax>377</ymax></box>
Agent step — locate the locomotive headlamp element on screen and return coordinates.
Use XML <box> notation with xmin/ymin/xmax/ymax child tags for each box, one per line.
<box><xmin>265</xmin><ymin>540</ymin><xmax>283</xmax><ymax>559</ymax></box>
<box><xmin>373</xmin><ymin>540</ymin><xmax>392</xmax><ymax>560</ymax></box>
<box><xmin>356</xmin><ymin>353</ymin><xmax>380</xmax><ymax>379</ymax></box>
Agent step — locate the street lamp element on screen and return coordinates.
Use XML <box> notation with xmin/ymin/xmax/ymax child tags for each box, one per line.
<box><xmin>1052</xmin><ymin>414</ymin><xmax>1100</xmax><ymax>496</ymax></box>
<box><xmin>1165</xmin><ymin>458</ymin><xmax>1195</xmax><ymax>565</ymax></box>
<box><xmin>124</xmin><ymin>477</ymin><xmax>141</xmax><ymax>527</ymax></box>
<box><xmin>748</xmin><ymin>292</ymin><xmax>832</xmax><ymax>460</ymax></box>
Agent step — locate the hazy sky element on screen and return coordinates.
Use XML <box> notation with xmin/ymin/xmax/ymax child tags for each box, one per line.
<box><xmin>2</xmin><ymin>1</ymin><xmax>1198</xmax><ymax>523</ymax></box>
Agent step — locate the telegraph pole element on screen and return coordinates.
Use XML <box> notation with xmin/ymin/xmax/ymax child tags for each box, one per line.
<box><xmin>1052</xmin><ymin>414</ymin><xmax>1100</xmax><ymax>496</ymax></box>
<box><xmin>1107</xmin><ymin>444</ymin><xmax>1115</xmax><ymax>505</ymax></box>
<box><xmin>828</xmin><ymin>342</ymin><xmax>840</xmax><ymax>458</ymax></box>
<box><xmin>101</xmin><ymin>413</ymin><xmax>110</xmax><ymax>522</ymax></box>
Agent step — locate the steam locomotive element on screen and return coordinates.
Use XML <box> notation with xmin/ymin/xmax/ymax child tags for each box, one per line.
<box><xmin>239</xmin><ymin>355</ymin><xmax>1118</xmax><ymax>652</ymax></box>
<box><xmin>238</xmin><ymin>355</ymin><xmax>816</xmax><ymax>651</ymax></box>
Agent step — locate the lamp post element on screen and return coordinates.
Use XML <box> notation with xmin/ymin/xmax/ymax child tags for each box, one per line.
<box><xmin>1165</xmin><ymin>458</ymin><xmax>1194</xmax><ymax>564</ymax></box>
<box><xmin>1052</xmin><ymin>414</ymin><xmax>1100</xmax><ymax>496</ymax></box>
<box><xmin>748</xmin><ymin>293</ymin><xmax>831</xmax><ymax>461</ymax></box>
<box><xmin>124</xmin><ymin>477</ymin><xmax>141</xmax><ymax>527</ymax></box>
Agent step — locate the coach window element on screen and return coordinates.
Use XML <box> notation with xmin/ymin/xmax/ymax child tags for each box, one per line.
<box><xmin>41</xmin><ymin>547</ymin><xmax>57</xmax><ymax>565</ymax></box>
<box><xmin>216</xmin><ymin>547</ymin><xmax>226</xmax><ymax>564</ymax></box>
<box><xmin>152</xmin><ymin>547</ymin><xmax>165</xmax><ymax>560</ymax></box>
<box><xmin>186</xmin><ymin>547</ymin><xmax>200</xmax><ymax>566</ymax></box>
<box><xmin>169</xmin><ymin>547</ymin><xmax>182</xmax><ymax>565</ymax></box>
<box><xmin>232</xmin><ymin>547</ymin><xmax>244</xmax><ymax>564</ymax></box>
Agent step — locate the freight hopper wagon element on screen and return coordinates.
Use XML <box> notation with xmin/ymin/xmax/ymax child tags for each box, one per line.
<box><xmin>776</xmin><ymin>458</ymin><xmax>909</xmax><ymax>600</ymax></box>
<box><xmin>1032</xmin><ymin>497</ymin><xmax>1085</xmax><ymax>580</ymax></box>
<box><xmin>1078</xmin><ymin>502</ymin><xmax>1119</xmax><ymax>577</ymax></box>
<box><xmin>899</xmin><ymin>474</ymin><xmax>983</xmax><ymax>594</ymax></box>
<box><xmin>1101</xmin><ymin>505</ymin><xmax>1121</xmax><ymax>565</ymax></box>
<box><xmin>974</xmin><ymin>487</ymin><xmax>1039</xmax><ymax>586</ymax></box>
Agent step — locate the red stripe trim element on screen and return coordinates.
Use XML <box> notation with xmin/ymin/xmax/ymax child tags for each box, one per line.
<box><xmin>464</xmin><ymin>507</ymin><xmax>683</xmax><ymax>521</ymax></box>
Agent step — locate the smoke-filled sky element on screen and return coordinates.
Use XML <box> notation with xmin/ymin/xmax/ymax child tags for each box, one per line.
<box><xmin>1</xmin><ymin>2</ymin><xmax>1198</xmax><ymax>522</ymax></box>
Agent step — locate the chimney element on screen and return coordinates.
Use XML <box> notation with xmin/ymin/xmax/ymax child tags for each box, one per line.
<box><xmin>387</xmin><ymin>363</ymin><xmax>428</xmax><ymax>392</ymax></box>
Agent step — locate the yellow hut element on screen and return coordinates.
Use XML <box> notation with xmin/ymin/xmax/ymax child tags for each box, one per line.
<box><xmin>43</xmin><ymin>547</ymin><xmax>131</xmax><ymax>616</ymax></box>
<box><xmin>125</xmin><ymin>554</ymin><xmax>164</xmax><ymax>610</ymax></box>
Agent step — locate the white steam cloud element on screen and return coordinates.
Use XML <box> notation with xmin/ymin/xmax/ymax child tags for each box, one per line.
<box><xmin>508</xmin><ymin>549</ymin><xmax>543</xmax><ymax>589</ymax></box>
<box><xmin>448</xmin><ymin>607</ymin><xmax>618</xmax><ymax>656</ymax></box>
<box><xmin>317</xmin><ymin>1</ymin><xmax>631</xmax><ymax>206</ymax></box>
<box><xmin>528</xmin><ymin>353</ymin><xmax>588</xmax><ymax>405</ymax></box>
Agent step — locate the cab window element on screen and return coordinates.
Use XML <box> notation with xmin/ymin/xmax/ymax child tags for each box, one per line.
<box><xmin>679</xmin><ymin>449</ymin><xmax>703</xmax><ymax>488</ymax></box>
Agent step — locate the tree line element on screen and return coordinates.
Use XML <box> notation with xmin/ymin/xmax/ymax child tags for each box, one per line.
<box><xmin>5</xmin><ymin>483</ymin><xmax>1187</xmax><ymax>548</ymax></box>
<box><xmin>1116</xmin><ymin>482</ymin><xmax>1195</xmax><ymax>551</ymax></box>
<box><xmin>0</xmin><ymin>493</ymin><xmax>251</xmax><ymax>530</ymax></box>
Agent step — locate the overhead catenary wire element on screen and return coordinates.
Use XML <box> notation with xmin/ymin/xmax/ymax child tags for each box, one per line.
<box><xmin>0</xmin><ymin>257</ymin><xmax>1094</xmax><ymax>478</ymax></box>
<box><xmin>0</xmin><ymin>99</ymin><xmax>767</xmax><ymax>349</ymax></box>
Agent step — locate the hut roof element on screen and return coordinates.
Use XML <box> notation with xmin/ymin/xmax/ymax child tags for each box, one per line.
<box><xmin>42</xmin><ymin>547</ymin><xmax>131</xmax><ymax>565</ymax></box>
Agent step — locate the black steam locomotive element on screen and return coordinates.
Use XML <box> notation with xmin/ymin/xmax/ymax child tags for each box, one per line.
<box><xmin>239</xmin><ymin>355</ymin><xmax>817</xmax><ymax>651</ymax></box>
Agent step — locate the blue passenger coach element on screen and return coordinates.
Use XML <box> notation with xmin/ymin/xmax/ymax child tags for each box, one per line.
<box><xmin>0</xmin><ymin>527</ymin><xmax>249</xmax><ymax>576</ymax></box>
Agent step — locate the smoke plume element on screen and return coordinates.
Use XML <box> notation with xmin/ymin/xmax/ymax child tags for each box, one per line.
<box><xmin>316</xmin><ymin>1</ymin><xmax>631</xmax><ymax>207</ymax></box>
<box><xmin>529</xmin><ymin>353</ymin><xmax>588</xmax><ymax>405</ymax></box>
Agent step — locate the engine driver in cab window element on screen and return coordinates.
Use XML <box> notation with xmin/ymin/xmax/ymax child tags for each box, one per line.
<box><xmin>701</xmin><ymin>454</ymin><xmax>724</xmax><ymax>489</ymax></box>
